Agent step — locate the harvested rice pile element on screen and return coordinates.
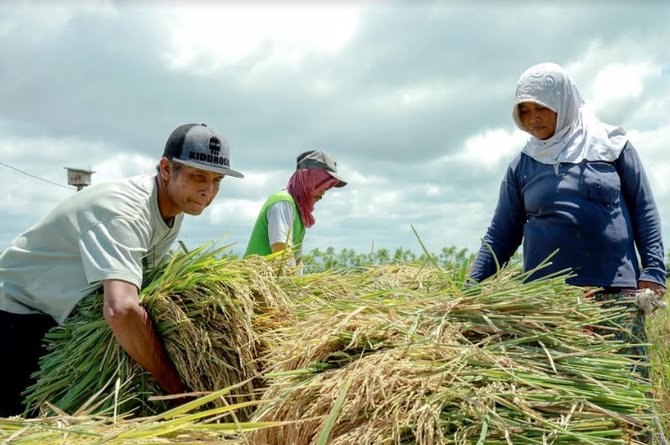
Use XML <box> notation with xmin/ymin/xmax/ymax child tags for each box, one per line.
<box><xmin>277</xmin><ymin>263</ymin><xmax>454</xmax><ymax>320</ymax></box>
<box><xmin>24</xmin><ymin>245</ymin><xmax>293</xmax><ymax>418</ymax></box>
<box><xmin>9</xmin><ymin>252</ymin><xmax>665</xmax><ymax>443</ymax></box>
<box><xmin>252</xmin><ymin>266</ymin><xmax>657</xmax><ymax>444</ymax></box>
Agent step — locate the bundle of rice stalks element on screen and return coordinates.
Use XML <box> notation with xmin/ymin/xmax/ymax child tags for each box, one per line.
<box><xmin>278</xmin><ymin>263</ymin><xmax>454</xmax><ymax>314</ymax></box>
<box><xmin>251</xmin><ymin>268</ymin><xmax>656</xmax><ymax>444</ymax></box>
<box><xmin>1</xmin><ymin>386</ymin><xmax>278</xmax><ymax>444</ymax></box>
<box><xmin>24</xmin><ymin>244</ymin><xmax>293</xmax><ymax>418</ymax></box>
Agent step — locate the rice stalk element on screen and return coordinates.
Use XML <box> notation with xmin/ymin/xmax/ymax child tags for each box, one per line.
<box><xmin>1</xmin><ymin>386</ymin><xmax>282</xmax><ymax>444</ymax></box>
<box><xmin>251</xmin><ymin>267</ymin><xmax>655</xmax><ymax>444</ymax></box>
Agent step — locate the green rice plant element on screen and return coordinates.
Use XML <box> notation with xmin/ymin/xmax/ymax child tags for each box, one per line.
<box><xmin>24</xmin><ymin>244</ymin><xmax>293</xmax><ymax>418</ymax></box>
<box><xmin>647</xmin><ymin>298</ymin><xmax>670</xmax><ymax>439</ymax></box>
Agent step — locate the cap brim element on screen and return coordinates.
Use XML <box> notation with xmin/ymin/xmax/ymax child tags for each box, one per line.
<box><xmin>174</xmin><ymin>159</ymin><xmax>244</xmax><ymax>178</ymax></box>
<box><xmin>326</xmin><ymin>170</ymin><xmax>347</xmax><ymax>187</ymax></box>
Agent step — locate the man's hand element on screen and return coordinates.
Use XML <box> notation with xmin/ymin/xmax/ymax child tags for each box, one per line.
<box><xmin>102</xmin><ymin>279</ymin><xmax>186</xmax><ymax>394</ymax></box>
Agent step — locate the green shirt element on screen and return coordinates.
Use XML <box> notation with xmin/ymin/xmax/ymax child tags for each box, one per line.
<box><xmin>244</xmin><ymin>190</ymin><xmax>305</xmax><ymax>257</ymax></box>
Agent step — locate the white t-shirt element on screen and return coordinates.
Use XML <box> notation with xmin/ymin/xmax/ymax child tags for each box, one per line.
<box><xmin>267</xmin><ymin>201</ymin><xmax>303</xmax><ymax>264</ymax></box>
<box><xmin>0</xmin><ymin>174</ymin><xmax>182</xmax><ymax>323</ymax></box>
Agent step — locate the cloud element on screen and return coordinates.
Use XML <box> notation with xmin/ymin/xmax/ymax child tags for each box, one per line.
<box><xmin>443</xmin><ymin>128</ymin><xmax>527</xmax><ymax>170</ymax></box>
<box><xmin>591</xmin><ymin>63</ymin><xmax>661</xmax><ymax>110</ymax></box>
<box><xmin>207</xmin><ymin>198</ymin><xmax>265</xmax><ymax>226</ymax></box>
<box><xmin>1</xmin><ymin>1</ymin><xmax>670</xmax><ymax>258</ymax></box>
<box><xmin>159</xmin><ymin>4</ymin><xmax>360</xmax><ymax>76</ymax></box>
<box><xmin>627</xmin><ymin>124</ymin><xmax>670</xmax><ymax>198</ymax></box>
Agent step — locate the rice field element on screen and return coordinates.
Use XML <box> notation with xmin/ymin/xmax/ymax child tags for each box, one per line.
<box><xmin>648</xmin><ymin>305</ymin><xmax>670</xmax><ymax>438</ymax></box>
<box><xmin>1</xmin><ymin>246</ymin><xmax>668</xmax><ymax>444</ymax></box>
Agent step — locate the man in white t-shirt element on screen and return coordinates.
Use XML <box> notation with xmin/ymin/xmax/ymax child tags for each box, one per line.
<box><xmin>0</xmin><ymin>123</ymin><xmax>244</xmax><ymax>417</ymax></box>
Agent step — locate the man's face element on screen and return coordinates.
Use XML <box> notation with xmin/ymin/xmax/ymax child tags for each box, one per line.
<box><xmin>162</xmin><ymin>160</ymin><xmax>224</xmax><ymax>216</ymax></box>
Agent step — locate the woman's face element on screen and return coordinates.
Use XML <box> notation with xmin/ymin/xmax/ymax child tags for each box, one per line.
<box><xmin>311</xmin><ymin>175</ymin><xmax>339</xmax><ymax>204</ymax></box>
<box><xmin>312</xmin><ymin>190</ymin><xmax>326</xmax><ymax>204</ymax></box>
<box><xmin>518</xmin><ymin>102</ymin><xmax>557</xmax><ymax>140</ymax></box>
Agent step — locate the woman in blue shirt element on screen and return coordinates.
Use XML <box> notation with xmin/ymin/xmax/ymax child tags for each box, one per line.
<box><xmin>469</xmin><ymin>62</ymin><xmax>666</xmax><ymax>377</ymax></box>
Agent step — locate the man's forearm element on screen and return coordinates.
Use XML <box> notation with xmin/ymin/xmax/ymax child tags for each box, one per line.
<box><xmin>112</xmin><ymin>306</ymin><xmax>184</xmax><ymax>393</ymax></box>
<box><xmin>103</xmin><ymin>280</ymin><xmax>185</xmax><ymax>394</ymax></box>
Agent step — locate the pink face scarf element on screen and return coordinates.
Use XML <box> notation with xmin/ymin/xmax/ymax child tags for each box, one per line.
<box><xmin>287</xmin><ymin>168</ymin><xmax>340</xmax><ymax>228</ymax></box>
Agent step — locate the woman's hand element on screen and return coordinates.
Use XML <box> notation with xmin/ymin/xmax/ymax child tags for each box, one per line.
<box><xmin>636</xmin><ymin>281</ymin><xmax>667</xmax><ymax>315</ymax></box>
<box><xmin>638</xmin><ymin>280</ymin><xmax>666</xmax><ymax>296</ymax></box>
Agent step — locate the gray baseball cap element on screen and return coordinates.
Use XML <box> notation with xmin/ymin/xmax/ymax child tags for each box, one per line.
<box><xmin>296</xmin><ymin>150</ymin><xmax>347</xmax><ymax>187</ymax></box>
<box><xmin>163</xmin><ymin>123</ymin><xmax>244</xmax><ymax>178</ymax></box>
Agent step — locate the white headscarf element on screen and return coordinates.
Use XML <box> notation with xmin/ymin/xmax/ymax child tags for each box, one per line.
<box><xmin>512</xmin><ymin>63</ymin><xmax>627</xmax><ymax>165</ymax></box>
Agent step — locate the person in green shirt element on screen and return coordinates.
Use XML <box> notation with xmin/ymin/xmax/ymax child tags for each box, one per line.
<box><xmin>244</xmin><ymin>150</ymin><xmax>347</xmax><ymax>267</ymax></box>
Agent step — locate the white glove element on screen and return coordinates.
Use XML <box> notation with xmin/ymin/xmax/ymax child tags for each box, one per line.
<box><xmin>635</xmin><ymin>288</ymin><xmax>668</xmax><ymax>316</ymax></box>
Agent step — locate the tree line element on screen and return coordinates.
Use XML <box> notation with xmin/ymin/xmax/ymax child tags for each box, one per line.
<box><xmin>301</xmin><ymin>246</ymin><xmax>478</xmax><ymax>274</ymax></box>
<box><xmin>300</xmin><ymin>246</ymin><xmax>670</xmax><ymax>275</ymax></box>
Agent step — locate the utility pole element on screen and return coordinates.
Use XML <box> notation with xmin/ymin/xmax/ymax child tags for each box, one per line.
<box><xmin>65</xmin><ymin>167</ymin><xmax>95</xmax><ymax>191</ymax></box>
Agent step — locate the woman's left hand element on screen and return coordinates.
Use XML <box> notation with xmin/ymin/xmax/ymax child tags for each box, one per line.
<box><xmin>638</xmin><ymin>280</ymin><xmax>666</xmax><ymax>297</ymax></box>
<box><xmin>636</xmin><ymin>281</ymin><xmax>667</xmax><ymax>315</ymax></box>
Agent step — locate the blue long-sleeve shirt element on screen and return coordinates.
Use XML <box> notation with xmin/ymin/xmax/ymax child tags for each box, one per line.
<box><xmin>469</xmin><ymin>142</ymin><xmax>666</xmax><ymax>288</ymax></box>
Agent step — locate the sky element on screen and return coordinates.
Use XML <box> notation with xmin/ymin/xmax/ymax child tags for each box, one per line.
<box><xmin>1</xmin><ymin>0</ymin><xmax>670</xmax><ymax>257</ymax></box>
